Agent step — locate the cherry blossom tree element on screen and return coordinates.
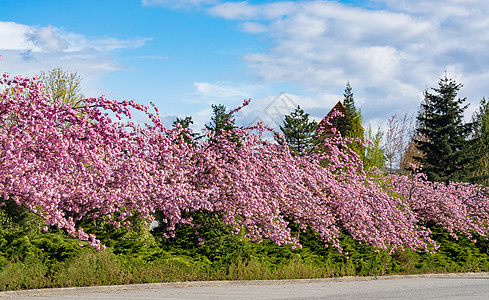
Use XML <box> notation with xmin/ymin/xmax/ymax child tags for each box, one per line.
<box><xmin>1</xmin><ymin>73</ymin><xmax>488</xmax><ymax>254</ymax></box>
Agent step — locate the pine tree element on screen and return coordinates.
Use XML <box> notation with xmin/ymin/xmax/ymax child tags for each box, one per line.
<box><xmin>337</xmin><ymin>82</ymin><xmax>363</xmax><ymax>139</ymax></box>
<box><xmin>415</xmin><ymin>75</ymin><xmax>474</xmax><ymax>183</ymax></box>
<box><xmin>466</xmin><ymin>98</ymin><xmax>489</xmax><ymax>185</ymax></box>
<box><xmin>336</xmin><ymin>82</ymin><xmax>365</xmax><ymax>159</ymax></box>
<box><xmin>205</xmin><ymin>104</ymin><xmax>235</xmax><ymax>135</ymax></box>
<box><xmin>173</xmin><ymin>116</ymin><xmax>193</xmax><ymax>129</ymax></box>
<box><xmin>279</xmin><ymin>105</ymin><xmax>317</xmax><ymax>154</ymax></box>
<box><xmin>172</xmin><ymin>116</ymin><xmax>198</xmax><ymax>143</ymax></box>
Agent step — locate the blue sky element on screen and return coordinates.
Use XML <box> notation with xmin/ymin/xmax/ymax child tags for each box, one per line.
<box><xmin>2</xmin><ymin>0</ymin><xmax>489</xmax><ymax>131</ymax></box>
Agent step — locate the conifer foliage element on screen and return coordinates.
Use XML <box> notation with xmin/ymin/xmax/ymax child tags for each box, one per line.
<box><xmin>172</xmin><ymin>116</ymin><xmax>197</xmax><ymax>143</ymax></box>
<box><xmin>415</xmin><ymin>75</ymin><xmax>474</xmax><ymax>183</ymax></box>
<box><xmin>336</xmin><ymin>82</ymin><xmax>365</xmax><ymax>159</ymax></box>
<box><xmin>337</xmin><ymin>82</ymin><xmax>363</xmax><ymax>139</ymax></box>
<box><xmin>205</xmin><ymin>104</ymin><xmax>236</xmax><ymax>135</ymax></box>
<box><xmin>467</xmin><ymin>98</ymin><xmax>489</xmax><ymax>185</ymax></box>
<box><xmin>279</xmin><ymin>105</ymin><xmax>317</xmax><ymax>154</ymax></box>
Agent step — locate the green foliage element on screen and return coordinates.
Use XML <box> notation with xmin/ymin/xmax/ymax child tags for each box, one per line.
<box><xmin>173</xmin><ymin>116</ymin><xmax>193</xmax><ymax>129</ymax></box>
<box><xmin>53</xmin><ymin>250</ymin><xmax>132</xmax><ymax>287</ymax></box>
<box><xmin>0</xmin><ymin>198</ymin><xmax>44</xmax><ymax>235</ymax></box>
<box><xmin>172</xmin><ymin>116</ymin><xmax>198</xmax><ymax>141</ymax></box>
<box><xmin>473</xmin><ymin>98</ymin><xmax>489</xmax><ymax>137</ymax></box>
<box><xmin>466</xmin><ymin>98</ymin><xmax>489</xmax><ymax>185</ymax></box>
<box><xmin>364</xmin><ymin>125</ymin><xmax>385</xmax><ymax>172</ymax></box>
<box><xmin>172</xmin><ymin>116</ymin><xmax>201</xmax><ymax>145</ymax></box>
<box><xmin>0</xmin><ymin>199</ymin><xmax>81</xmax><ymax>268</ymax></box>
<box><xmin>1</xmin><ymin>201</ymin><xmax>489</xmax><ymax>291</ymax></box>
<box><xmin>337</xmin><ymin>82</ymin><xmax>360</xmax><ymax>137</ymax></box>
<box><xmin>0</xmin><ymin>256</ymin><xmax>50</xmax><ymax>291</ymax></box>
<box><xmin>336</xmin><ymin>82</ymin><xmax>365</xmax><ymax>159</ymax></box>
<box><xmin>297</xmin><ymin>229</ymin><xmax>394</xmax><ymax>277</ymax></box>
<box><xmin>39</xmin><ymin>67</ymin><xmax>84</xmax><ymax>107</ymax></box>
<box><xmin>153</xmin><ymin>211</ymin><xmax>252</xmax><ymax>271</ymax></box>
<box><xmin>78</xmin><ymin>215</ymin><xmax>163</xmax><ymax>262</ymax></box>
<box><xmin>278</xmin><ymin>105</ymin><xmax>317</xmax><ymax>154</ymax></box>
<box><xmin>415</xmin><ymin>75</ymin><xmax>475</xmax><ymax>183</ymax></box>
<box><xmin>409</xmin><ymin>227</ymin><xmax>489</xmax><ymax>273</ymax></box>
<box><xmin>0</xmin><ymin>199</ymin><xmax>46</xmax><ymax>264</ymax></box>
<box><xmin>205</xmin><ymin>104</ymin><xmax>236</xmax><ymax>135</ymax></box>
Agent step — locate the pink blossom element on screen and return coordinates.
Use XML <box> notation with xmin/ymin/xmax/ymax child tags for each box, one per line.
<box><xmin>1</xmin><ymin>74</ymin><xmax>488</xmax><ymax>253</ymax></box>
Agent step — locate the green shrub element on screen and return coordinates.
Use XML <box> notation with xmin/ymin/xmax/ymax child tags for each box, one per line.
<box><xmin>1</xmin><ymin>204</ymin><xmax>489</xmax><ymax>291</ymax></box>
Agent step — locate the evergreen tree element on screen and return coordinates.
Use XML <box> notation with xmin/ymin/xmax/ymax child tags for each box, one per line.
<box><xmin>279</xmin><ymin>105</ymin><xmax>317</xmax><ymax>154</ymax></box>
<box><xmin>337</xmin><ymin>82</ymin><xmax>363</xmax><ymax>139</ymax></box>
<box><xmin>173</xmin><ymin>116</ymin><xmax>193</xmax><ymax>129</ymax></box>
<box><xmin>466</xmin><ymin>98</ymin><xmax>489</xmax><ymax>185</ymax></box>
<box><xmin>205</xmin><ymin>104</ymin><xmax>236</xmax><ymax>135</ymax></box>
<box><xmin>336</xmin><ymin>82</ymin><xmax>365</xmax><ymax>159</ymax></box>
<box><xmin>415</xmin><ymin>75</ymin><xmax>474</xmax><ymax>183</ymax></box>
<box><xmin>172</xmin><ymin>116</ymin><xmax>198</xmax><ymax>143</ymax></box>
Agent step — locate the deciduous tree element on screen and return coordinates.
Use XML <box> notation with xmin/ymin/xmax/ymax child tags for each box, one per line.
<box><xmin>383</xmin><ymin>114</ymin><xmax>416</xmax><ymax>174</ymax></box>
<box><xmin>2</xmin><ymin>73</ymin><xmax>489</xmax><ymax>256</ymax></box>
<box><xmin>364</xmin><ymin>126</ymin><xmax>385</xmax><ymax>172</ymax></box>
<box><xmin>39</xmin><ymin>67</ymin><xmax>84</xmax><ymax>107</ymax></box>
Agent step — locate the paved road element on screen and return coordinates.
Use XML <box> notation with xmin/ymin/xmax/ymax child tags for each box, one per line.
<box><xmin>2</xmin><ymin>273</ymin><xmax>489</xmax><ymax>299</ymax></box>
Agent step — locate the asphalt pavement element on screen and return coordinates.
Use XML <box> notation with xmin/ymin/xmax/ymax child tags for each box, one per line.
<box><xmin>1</xmin><ymin>273</ymin><xmax>489</xmax><ymax>299</ymax></box>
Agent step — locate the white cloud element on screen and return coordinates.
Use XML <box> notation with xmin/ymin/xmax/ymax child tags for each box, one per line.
<box><xmin>89</xmin><ymin>37</ymin><xmax>152</xmax><ymax>52</ymax></box>
<box><xmin>187</xmin><ymin>81</ymin><xmax>260</xmax><ymax>104</ymax></box>
<box><xmin>0</xmin><ymin>22</ymin><xmax>148</xmax><ymax>54</ymax></box>
<box><xmin>0</xmin><ymin>21</ymin><xmax>149</xmax><ymax>97</ymax></box>
<box><xmin>209</xmin><ymin>1</ymin><xmax>295</xmax><ymax>20</ymax></box>
<box><xmin>196</xmin><ymin>82</ymin><xmax>241</xmax><ymax>98</ymax></box>
<box><xmin>26</xmin><ymin>25</ymin><xmax>69</xmax><ymax>52</ymax></box>
<box><xmin>376</xmin><ymin>0</ymin><xmax>489</xmax><ymax>16</ymax></box>
<box><xmin>241</xmin><ymin>22</ymin><xmax>267</xmax><ymax>34</ymax></box>
<box><xmin>205</xmin><ymin>0</ymin><xmax>489</xmax><ymax>126</ymax></box>
<box><xmin>188</xmin><ymin>92</ymin><xmax>325</xmax><ymax>138</ymax></box>
<box><xmin>0</xmin><ymin>21</ymin><xmax>37</xmax><ymax>50</ymax></box>
<box><xmin>209</xmin><ymin>1</ymin><xmax>260</xmax><ymax>19</ymax></box>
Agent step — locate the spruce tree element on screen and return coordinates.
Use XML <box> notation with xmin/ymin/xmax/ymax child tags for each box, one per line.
<box><xmin>173</xmin><ymin>116</ymin><xmax>198</xmax><ymax>143</ymax></box>
<box><xmin>415</xmin><ymin>75</ymin><xmax>474</xmax><ymax>183</ymax></box>
<box><xmin>279</xmin><ymin>105</ymin><xmax>317</xmax><ymax>154</ymax></box>
<box><xmin>466</xmin><ymin>98</ymin><xmax>489</xmax><ymax>185</ymax></box>
<box><xmin>205</xmin><ymin>104</ymin><xmax>235</xmax><ymax>135</ymax></box>
<box><xmin>336</xmin><ymin>82</ymin><xmax>365</xmax><ymax>159</ymax></box>
<box><xmin>173</xmin><ymin>116</ymin><xmax>193</xmax><ymax>129</ymax></box>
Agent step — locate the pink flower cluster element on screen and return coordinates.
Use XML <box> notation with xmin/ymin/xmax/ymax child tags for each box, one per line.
<box><xmin>389</xmin><ymin>171</ymin><xmax>489</xmax><ymax>242</ymax></box>
<box><xmin>1</xmin><ymin>74</ymin><xmax>488</xmax><ymax>253</ymax></box>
